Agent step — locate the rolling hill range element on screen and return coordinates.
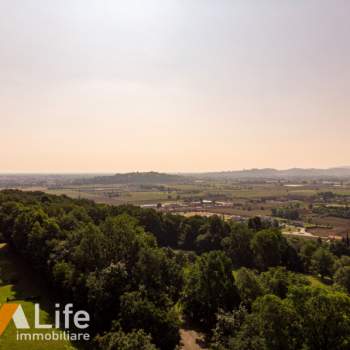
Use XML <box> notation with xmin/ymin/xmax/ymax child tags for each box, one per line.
<box><xmin>189</xmin><ymin>167</ymin><xmax>350</xmax><ymax>180</ymax></box>
<box><xmin>71</xmin><ymin>168</ymin><xmax>350</xmax><ymax>186</ymax></box>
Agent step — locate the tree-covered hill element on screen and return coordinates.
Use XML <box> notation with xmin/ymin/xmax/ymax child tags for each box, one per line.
<box><xmin>73</xmin><ymin>171</ymin><xmax>190</xmax><ymax>185</ymax></box>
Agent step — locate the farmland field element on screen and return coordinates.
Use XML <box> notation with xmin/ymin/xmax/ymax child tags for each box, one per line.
<box><xmin>10</xmin><ymin>178</ymin><xmax>350</xmax><ymax>240</ymax></box>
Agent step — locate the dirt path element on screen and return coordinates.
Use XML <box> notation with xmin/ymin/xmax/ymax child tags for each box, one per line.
<box><xmin>283</xmin><ymin>226</ymin><xmax>320</xmax><ymax>239</ymax></box>
<box><xmin>180</xmin><ymin>328</ymin><xmax>208</xmax><ymax>350</ymax></box>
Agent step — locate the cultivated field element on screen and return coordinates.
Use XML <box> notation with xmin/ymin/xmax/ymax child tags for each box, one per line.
<box><xmin>11</xmin><ymin>179</ymin><xmax>350</xmax><ymax>240</ymax></box>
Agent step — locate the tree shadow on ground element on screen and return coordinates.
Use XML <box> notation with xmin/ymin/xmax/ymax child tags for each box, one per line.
<box><xmin>0</xmin><ymin>243</ymin><xmax>88</xmax><ymax>349</ymax></box>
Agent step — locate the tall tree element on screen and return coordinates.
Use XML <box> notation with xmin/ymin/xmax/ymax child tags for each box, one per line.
<box><xmin>250</xmin><ymin>229</ymin><xmax>288</xmax><ymax>270</ymax></box>
<box><xmin>182</xmin><ymin>251</ymin><xmax>239</xmax><ymax>329</ymax></box>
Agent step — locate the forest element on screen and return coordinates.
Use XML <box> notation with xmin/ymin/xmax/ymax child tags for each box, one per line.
<box><xmin>0</xmin><ymin>189</ymin><xmax>350</xmax><ymax>350</ymax></box>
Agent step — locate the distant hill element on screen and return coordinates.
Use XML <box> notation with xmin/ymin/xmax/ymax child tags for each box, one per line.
<box><xmin>191</xmin><ymin>167</ymin><xmax>350</xmax><ymax>180</ymax></box>
<box><xmin>72</xmin><ymin>168</ymin><xmax>350</xmax><ymax>185</ymax></box>
<box><xmin>73</xmin><ymin>171</ymin><xmax>190</xmax><ymax>185</ymax></box>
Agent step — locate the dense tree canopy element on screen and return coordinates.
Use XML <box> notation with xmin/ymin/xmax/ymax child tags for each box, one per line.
<box><xmin>0</xmin><ymin>190</ymin><xmax>349</xmax><ymax>350</ymax></box>
<box><xmin>182</xmin><ymin>251</ymin><xmax>239</xmax><ymax>329</ymax></box>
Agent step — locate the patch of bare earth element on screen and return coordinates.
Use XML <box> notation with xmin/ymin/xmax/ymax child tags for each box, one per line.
<box><xmin>180</xmin><ymin>328</ymin><xmax>208</xmax><ymax>350</ymax></box>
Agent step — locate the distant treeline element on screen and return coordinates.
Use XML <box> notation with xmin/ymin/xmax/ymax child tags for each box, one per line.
<box><xmin>272</xmin><ymin>207</ymin><xmax>301</xmax><ymax>220</ymax></box>
<box><xmin>313</xmin><ymin>205</ymin><xmax>350</xmax><ymax>219</ymax></box>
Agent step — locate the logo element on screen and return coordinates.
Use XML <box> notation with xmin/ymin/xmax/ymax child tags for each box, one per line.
<box><xmin>0</xmin><ymin>304</ymin><xmax>29</xmax><ymax>336</ymax></box>
<box><xmin>0</xmin><ymin>303</ymin><xmax>90</xmax><ymax>342</ymax></box>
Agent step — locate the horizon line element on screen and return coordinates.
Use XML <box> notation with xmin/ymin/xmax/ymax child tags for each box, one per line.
<box><xmin>1</xmin><ymin>166</ymin><xmax>350</xmax><ymax>175</ymax></box>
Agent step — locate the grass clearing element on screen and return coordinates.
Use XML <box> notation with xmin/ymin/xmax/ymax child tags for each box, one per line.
<box><xmin>0</xmin><ymin>243</ymin><xmax>77</xmax><ymax>350</ymax></box>
<box><xmin>306</xmin><ymin>275</ymin><xmax>332</xmax><ymax>290</ymax></box>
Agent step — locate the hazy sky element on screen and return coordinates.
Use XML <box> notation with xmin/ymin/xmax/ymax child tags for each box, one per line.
<box><xmin>1</xmin><ymin>0</ymin><xmax>349</xmax><ymax>172</ymax></box>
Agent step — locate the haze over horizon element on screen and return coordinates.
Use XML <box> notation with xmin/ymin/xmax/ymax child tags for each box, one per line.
<box><xmin>1</xmin><ymin>166</ymin><xmax>350</xmax><ymax>176</ymax></box>
<box><xmin>1</xmin><ymin>1</ymin><xmax>350</xmax><ymax>173</ymax></box>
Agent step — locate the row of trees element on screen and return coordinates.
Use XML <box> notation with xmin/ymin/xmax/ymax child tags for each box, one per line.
<box><xmin>271</xmin><ymin>207</ymin><xmax>300</xmax><ymax>220</ymax></box>
<box><xmin>313</xmin><ymin>205</ymin><xmax>350</xmax><ymax>219</ymax></box>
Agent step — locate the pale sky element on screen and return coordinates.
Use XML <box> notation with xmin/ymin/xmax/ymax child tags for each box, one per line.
<box><xmin>1</xmin><ymin>0</ymin><xmax>349</xmax><ymax>172</ymax></box>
